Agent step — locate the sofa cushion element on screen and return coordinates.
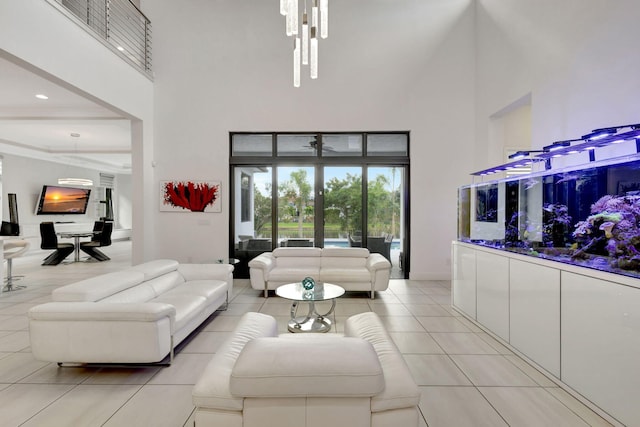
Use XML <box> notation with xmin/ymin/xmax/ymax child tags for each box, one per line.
<box><xmin>345</xmin><ymin>312</ymin><xmax>421</xmax><ymax>412</ymax></box>
<box><xmin>268</xmin><ymin>267</ymin><xmax>321</xmax><ymax>283</ymax></box>
<box><xmin>193</xmin><ymin>312</ymin><xmax>279</xmax><ymax>411</ymax></box>
<box><xmin>321</xmin><ymin>247</ymin><xmax>370</xmax><ymax>258</ymax></box>
<box><xmin>230</xmin><ymin>335</ymin><xmax>384</xmax><ymax>398</ymax></box>
<box><xmin>52</xmin><ymin>271</ymin><xmax>145</xmax><ymax>302</ymax></box>
<box><xmin>320</xmin><ymin>267</ymin><xmax>371</xmax><ymax>283</ymax></box>
<box><xmin>168</xmin><ymin>280</ymin><xmax>228</xmax><ymax>304</ymax></box>
<box><xmin>273</xmin><ymin>247</ymin><xmax>322</xmax><ymax>258</ymax></box>
<box><xmin>272</xmin><ymin>252</ymin><xmax>322</xmax><ymax>272</ymax></box>
<box><xmin>128</xmin><ymin>259</ymin><xmax>179</xmax><ymax>281</ymax></box>
<box><xmin>100</xmin><ymin>283</ymin><xmax>157</xmax><ymax>303</ymax></box>
<box><xmin>145</xmin><ymin>271</ymin><xmax>185</xmax><ymax>296</ymax></box>
<box><xmin>151</xmin><ymin>292</ymin><xmax>208</xmax><ymax>331</ymax></box>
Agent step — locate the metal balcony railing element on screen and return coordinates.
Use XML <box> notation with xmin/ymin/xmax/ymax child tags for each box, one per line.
<box><xmin>55</xmin><ymin>0</ymin><xmax>152</xmax><ymax>78</ymax></box>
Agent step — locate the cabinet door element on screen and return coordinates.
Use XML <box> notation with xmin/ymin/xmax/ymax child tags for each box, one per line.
<box><xmin>562</xmin><ymin>271</ymin><xmax>640</xmax><ymax>427</ymax></box>
<box><xmin>476</xmin><ymin>251</ymin><xmax>509</xmax><ymax>341</ymax></box>
<box><xmin>452</xmin><ymin>243</ymin><xmax>476</xmax><ymax>319</ymax></box>
<box><xmin>509</xmin><ymin>259</ymin><xmax>560</xmax><ymax>377</ymax></box>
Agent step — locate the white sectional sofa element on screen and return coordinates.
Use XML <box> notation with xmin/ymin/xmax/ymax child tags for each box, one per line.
<box><xmin>192</xmin><ymin>311</ymin><xmax>421</xmax><ymax>427</ymax></box>
<box><xmin>28</xmin><ymin>259</ymin><xmax>233</xmax><ymax>365</ymax></box>
<box><xmin>248</xmin><ymin>247</ymin><xmax>391</xmax><ymax>298</ymax></box>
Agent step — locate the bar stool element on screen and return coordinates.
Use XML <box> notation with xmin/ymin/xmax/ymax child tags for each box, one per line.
<box><xmin>3</xmin><ymin>239</ymin><xmax>31</xmax><ymax>291</ymax></box>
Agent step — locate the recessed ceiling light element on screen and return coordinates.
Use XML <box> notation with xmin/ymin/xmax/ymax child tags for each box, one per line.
<box><xmin>35</xmin><ymin>94</ymin><xmax>48</xmax><ymax>100</ymax></box>
<box><xmin>117</xmin><ymin>46</ymin><xmax>125</xmax><ymax>52</ymax></box>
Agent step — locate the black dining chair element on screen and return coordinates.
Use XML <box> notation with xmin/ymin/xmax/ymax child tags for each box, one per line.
<box><xmin>40</xmin><ymin>222</ymin><xmax>75</xmax><ymax>266</ymax></box>
<box><xmin>91</xmin><ymin>220</ymin><xmax>105</xmax><ymax>234</ymax></box>
<box><xmin>80</xmin><ymin>221</ymin><xmax>113</xmax><ymax>261</ymax></box>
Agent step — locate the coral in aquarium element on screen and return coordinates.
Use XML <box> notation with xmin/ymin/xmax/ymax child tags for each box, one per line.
<box><xmin>163</xmin><ymin>181</ymin><xmax>219</xmax><ymax>212</ymax></box>
<box><xmin>542</xmin><ymin>203</ymin><xmax>572</xmax><ymax>248</ymax></box>
<box><xmin>572</xmin><ymin>195</ymin><xmax>640</xmax><ymax>270</ymax></box>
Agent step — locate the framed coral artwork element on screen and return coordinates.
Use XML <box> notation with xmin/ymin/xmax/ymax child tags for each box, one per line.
<box><xmin>160</xmin><ymin>180</ymin><xmax>221</xmax><ymax>212</ymax></box>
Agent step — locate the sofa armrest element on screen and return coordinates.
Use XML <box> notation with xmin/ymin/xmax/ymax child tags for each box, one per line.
<box><xmin>230</xmin><ymin>335</ymin><xmax>384</xmax><ymax>398</ymax></box>
<box><xmin>178</xmin><ymin>263</ymin><xmax>234</xmax><ymax>282</ymax></box>
<box><xmin>248</xmin><ymin>252</ymin><xmax>275</xmax><ymax>272</ymax></box>
<box><xmin>29</xmin><ymin>302</ymin><xmax>177</xmax><ymax>364</ymax></box>
<box><xmin>28</xmin><ymin>302</ymin><xmax>176</xmax><ymax>323</ymax></box>
<box><xmin>366</xmin><ymin>253</ymin><xmax>391</xmax><ymax>271</ymax></box>
<box><xmin>345</xmin><ymin>312</ymin><xmax>421</xmax><ymax>412</ymax></box>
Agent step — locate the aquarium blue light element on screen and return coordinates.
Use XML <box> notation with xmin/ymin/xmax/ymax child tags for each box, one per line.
<box><xmin>508</xmin><ymin>150</ymin><xmax>545</xmax><ymax>160</ymax></box>
<box><xmin>471</xmin><ymin>123</ymin><xmax>640</xmax><ymax>178</ymax></box>
<box><xmin>582</xmin><ymin>127</ymin><xmax>618</xmax><ymax>141</ymax></box>
<box><xmin>471</xmin><ymin>158</ymin><xmax>545</xmax><ymax>176</ymax></box>
<box><xmin>537</xmin><ymin>127</ymin><xmax>640</xmax><ymax>161</ymax></box>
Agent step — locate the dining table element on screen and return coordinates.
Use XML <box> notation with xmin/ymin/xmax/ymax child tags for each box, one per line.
<box><xmin>57</xmin><ymin>231</ymin><xmax>94</xmax><ymax>262</ymax></box>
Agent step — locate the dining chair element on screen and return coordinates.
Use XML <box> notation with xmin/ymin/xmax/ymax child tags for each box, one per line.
<box><xmin>79</xmin><ymin>221</ymin><xmax>113</xmax><ymax>261</ymax></box>
<box><xmin>40</xmin><ymin>222</ymin><xmax>75</xmax><ymax>266</ymax></box>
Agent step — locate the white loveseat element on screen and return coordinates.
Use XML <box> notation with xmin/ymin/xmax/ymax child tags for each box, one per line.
<box><xmin>249</xmin><ymin>247</ymin><xmax>391</xmax><ymax>298</ymax></box>
<box><xmin>28</xmin><ymin>259</ymin><xmax>233</xmax><ymax>365</ymax></box>
<box><xmin>192</xmin><ymin>311</ymin><xmax>421</xmax><ymax>427</ymax></box>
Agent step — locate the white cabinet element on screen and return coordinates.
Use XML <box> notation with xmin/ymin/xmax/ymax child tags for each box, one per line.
<box><xmin>509</xmin><ymin>259</ymin><xmax>560</xmax><ymax>377</ymax></box>
<box><xmin>452</xmin><ymin>243</ymin><xmax>476</xmax><ymax>319</ymax></box>
<box><xmin>452</xmin><ymin>241</ymin><xmax>640</xmax><ymax>425</ymax></box>
<box><xmin>476</xmin><ymin>251</ymin><xmax>509</xmax><ymax>341</ymax></box>
<box><xmin>562</xmin><ymin>272</ymin><xmax>640</xmax><ymax>427</ymax></box>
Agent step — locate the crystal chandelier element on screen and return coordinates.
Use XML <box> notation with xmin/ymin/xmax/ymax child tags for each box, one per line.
<box><xmin>280</xmin><ymin>0</ymin><xmax>328</xmax><ymax>87</ymax></box>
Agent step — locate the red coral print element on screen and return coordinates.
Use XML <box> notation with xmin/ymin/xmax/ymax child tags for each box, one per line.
<box><xmin>164</xmin><ymin>181</ymin><xmax>219</xmax><ymax>212</ymax></box>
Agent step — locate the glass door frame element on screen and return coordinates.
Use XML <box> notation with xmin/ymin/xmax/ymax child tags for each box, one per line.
<box><xmin>229</xmin><ymin>131</ymin><xmax>411</xmax><ymax>279</ymax></box>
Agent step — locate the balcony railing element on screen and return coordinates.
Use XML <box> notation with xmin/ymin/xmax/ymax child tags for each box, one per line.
<box><xmin>55</xmin><ymin>0</ymin><xmax>152</xmax><ymax>78</ymax></box>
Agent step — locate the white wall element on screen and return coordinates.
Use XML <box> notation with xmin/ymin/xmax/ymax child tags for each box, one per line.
<box><xmin>0</xmin><ymin>0</ymin><xmax>154</xmax><ymax>263</ymax></box>
<box><xmin>476</xmin><ymin>0</ymin><xmax>640</xmax><ymax>172</ymax></box>
<box><xmin>144</xmin><ymin>0</ymin><xmax>477</xmax><ymax>278</ymax></box>
<box><xmin>117</xmin><ymin>174</ymin><xmax>133</xmax><ymax>230</ymax></box>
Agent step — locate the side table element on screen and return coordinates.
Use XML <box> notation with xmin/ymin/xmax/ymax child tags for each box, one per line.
<box><xmin>275</xmin><ymin>282</ymin><xmax>345</xmax><ymax>333</ymax></box>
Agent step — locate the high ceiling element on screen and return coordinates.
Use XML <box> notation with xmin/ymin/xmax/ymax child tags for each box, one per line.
<box><xmin>0</xmin><ymin>55</ymin><xmax>132</xmax><ymax>174</ymax></box>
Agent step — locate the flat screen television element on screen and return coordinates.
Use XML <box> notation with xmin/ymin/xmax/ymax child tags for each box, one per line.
<box><xmin>35</xmin><ymin>185</ymin><xmax>91</xmax><ymax>215</ymax></box>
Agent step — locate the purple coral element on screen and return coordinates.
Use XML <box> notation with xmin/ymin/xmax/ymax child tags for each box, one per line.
<box><xmin>572</xmin><ymin>194</ymin><xmax>640</xmax><ymax>271</ymax></box>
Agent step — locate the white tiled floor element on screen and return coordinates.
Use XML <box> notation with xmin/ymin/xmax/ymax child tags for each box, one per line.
<box><xmin>0</xmin><ymin>241</ymin><xmax>615</xmax><ymax>426</ymax></box>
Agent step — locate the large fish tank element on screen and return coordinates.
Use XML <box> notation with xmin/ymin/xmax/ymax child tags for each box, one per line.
<box><xmin>458</xmin><ymin>154</ymin><xmax>640</xmax><ymax>279</ymax></box>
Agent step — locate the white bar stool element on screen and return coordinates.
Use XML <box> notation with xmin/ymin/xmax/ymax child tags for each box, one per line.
<box><xmin>3</xmin><ymin>240</ymin><xmax>31</xmax><ymax>292</ymax></box>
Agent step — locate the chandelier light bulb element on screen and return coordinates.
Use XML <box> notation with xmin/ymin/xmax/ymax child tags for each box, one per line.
<box><xmin>290</xmin><ymin>0</ymin><xmax>298</xmax><ymax>35</ymax></box>
<box><xmin>312</xmin><ymin>0</ymin><xmax>318</xmax><ymax>29</ymax></box>
<box><xmin>310</xmin><ymin>27</ymin><xmax>318</xmax><ymax>79</ymax></box>
<box><xmin>294</xmin><ymin>37</ymin><xmax>301</xmax><ymax>87</ymax></box>
<box><xmin>302</xmin><ymin>12</ymin><xmax>309</xmax><ymax>65</ymax></box>
<box><xmin>320</xmin><ymin>0</ymin><xmax>328</xmax><ymax>38</ymax></box>
<box><xmin>286</xmin><ymin>11</ymin><xmax>292</xmax><ymax>35</ymax></box>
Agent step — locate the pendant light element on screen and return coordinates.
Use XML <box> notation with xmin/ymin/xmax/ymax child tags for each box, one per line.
<box><xmin>280</xmin><ymin>0</ymin><xmax>328</xmax><ymax>87</ymax></box>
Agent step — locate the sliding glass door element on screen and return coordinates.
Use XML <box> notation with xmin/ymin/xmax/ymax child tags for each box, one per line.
<box><xmin>323</xmin><ymin>166</ymin><xmax>363</xmax><ymax>248</ymax></box>
<box><xmin>277</xmin><ymin>166</ymin><xmax>315</xmax><ymax>247</ymax></box>
<box><xmin>367</xmin><ymin>166</ymin><xmax>405</xmax><ymax>274</ymax></box>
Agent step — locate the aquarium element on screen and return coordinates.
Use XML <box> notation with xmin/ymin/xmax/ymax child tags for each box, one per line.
<box><xmin>458</xmin><ymin>154</ymin><xmax>640</xmax><ymax>279</ymax></box>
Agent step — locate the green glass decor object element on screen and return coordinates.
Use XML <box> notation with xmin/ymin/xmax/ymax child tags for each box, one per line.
<box><xmin>302</xmin><ymin>276</ymin><xmax>315</xmax><ymax>290</ymax></box>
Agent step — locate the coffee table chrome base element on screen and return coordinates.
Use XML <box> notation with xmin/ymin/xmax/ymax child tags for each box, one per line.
<box><xmin>288</xmin><ymin>299</ymin><xmax>336</xmax><ymax>333</ymax></box>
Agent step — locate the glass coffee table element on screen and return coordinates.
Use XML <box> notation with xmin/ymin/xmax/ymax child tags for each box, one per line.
<box><xmin>275</xmin><ymin>282</ymin><xmax>345</xmax><ymax>333</ymax></box>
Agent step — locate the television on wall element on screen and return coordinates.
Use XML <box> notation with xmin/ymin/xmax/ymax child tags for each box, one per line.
<box><xmin>35</xmin><ymin>185</ymin><xmax>91</xmax><ymax>215</ymax></box>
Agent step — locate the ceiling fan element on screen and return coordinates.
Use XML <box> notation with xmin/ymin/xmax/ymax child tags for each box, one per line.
<box><xmin>305</xmin><ymin>138</ymin><xmax>335</xmax><ymax>152</ymax></box>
